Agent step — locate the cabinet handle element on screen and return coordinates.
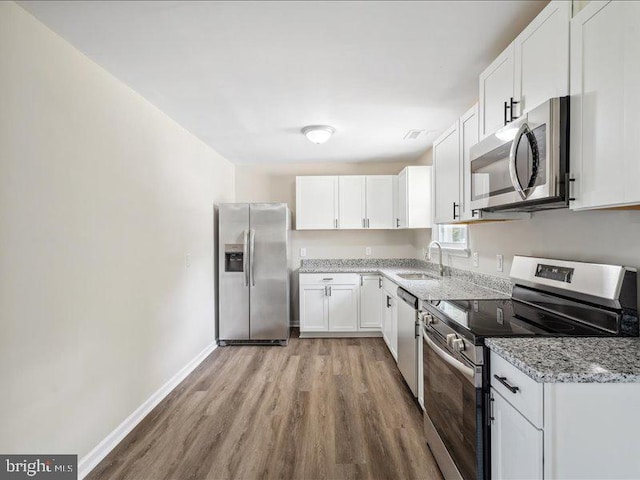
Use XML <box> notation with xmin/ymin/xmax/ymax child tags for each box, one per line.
<box><xmin>327</xmin><ymin>286</ymin><xmax>332</xmax><ymax>296</ymax></box>
<box><xmin>396</xmin><ymin>218</ymin><xmax>400</xmax><ymax>228</ymax></box>
<box><xmin>324</xmin><ymin>286</ymin><xmax>328</xmax><ymax>296</ymax></box>
<box><xmin>379</xmin><ymin>277</ymin><xmax>382</xmax><ymax>288</ymax></box>
<box><xmin>386</xmin><ymin>295</ymin><xmax>391</xmax><ymax>308</ymax></box>
<box><xmin>367</xmin><ymin>218</ymin><xmax>370</xmax><ymax>228</ymax></box>
<box><xmin>504</xmin><ymin>101</ymin><xmax>509</xmax><ymax>126</ymax></box>
<box><xmin>452</xmin><ymin>202</ymin><xmax>459</xmax><ymax>220</ymax></box>
<box><xmin>488</xmin><ymin>395</ymin><xmax>495</xmax><ymax>425</ymax></box>
<box><xmin>360</xmin><ymin>276</ymin><xmax>364</xmax><ymax>286</ymax></box>
<box><xmin>494</xmin><ymin>375</ymin><xmax>519</xmax><ymax>394</ymax></box>
<box><xmin>472</xmin><ymin>209</ymin><xmax>479</xmax><ymax>218</ymax></box>
<box><xmin>567</xmin><ymin>174</ymin><xmax>576</xmax><ymax>202</ymax></box>
<box><xmin>362</xmin><ymin>218</ymin><xmax>365</xmax><ymax>228</ymax></box>
<box><xmin>509</xmin><ymin>97</ymin><xmax>520</xmax><ymax>122</ymax></box>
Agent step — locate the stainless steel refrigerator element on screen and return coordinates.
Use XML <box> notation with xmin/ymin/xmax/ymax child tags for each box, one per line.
<box><xmin>217</xmin><ymin>203</ymin><xmax>290</xmax><ymax>345</ymax></box>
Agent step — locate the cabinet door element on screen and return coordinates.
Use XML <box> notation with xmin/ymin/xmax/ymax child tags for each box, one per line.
<box><xmin>295</xmin><ymin>176</ymin><xmax>338</xmax><ymax>229</ymax></box>
<box><xmin>514</xmin><ymin>0</ymin><xmax>570</xmax><ymax>115</ymax></box>
<box><xmin>491</xmin><ymin>389</ymin><xmax>543</xmax><ymax>479</ymax></box>
<box><xmin>338</xmin><ymin>176</ymin><xmax>366</xmax><ymax>229</ymax></box>
<box><xmin>389</xmin><ymin>296</ymin><xmax>398</xmax><ymax>360</ymax></box>
<box><xmin>365</xmin><ymin>176</ymin><xmax>394</xmax><ymax>229</ymax></box>
<box><xmin>479</xmin><ymin>44</ymin><xmax>515</xmax><ymax>139</ymax></box>
<box><xmin>459</xmin><ymin>104</ymin><xmax>479</xmax><ymax>221</ymax></box>
<box><xmin>397</xmin><ymin>169</ymin><xmax>408</xmax><ymax>228</ymax></box>
<box><xmin>328</xmin><ymin>284</ymin><xmax>359</xmax><ymax>332</ymax></box>
<box><xmin>570</xmin><ymin>1</ymin><xmax>640</xmax><ymax>210</ymax></box>
<box><xmin>300</xmin><ymin>285</ymin><xmax>328</xmax><ymax>332</ymax></box>
<box><xmin>360</xmin><ymin>275</ymin><xmax>382</xmax><ymax>330</ymax></box>
<box><xmin>433</xmin><ymin>122</ymin><xmax>461</xmax><ymax>224</ymax></box>
<box><xmin>405</xmin><ymin>166</ymin><xmax>432</xmax><ymax>228</ymax></box>
<box><xmin>382</xmin><ymin>291</ymin><xmax>394</xmax><ymax>358</ymax></box>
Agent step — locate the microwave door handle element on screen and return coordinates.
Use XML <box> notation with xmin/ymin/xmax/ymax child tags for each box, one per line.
<box><xmin>424</xmin><ymin>331</ymin><xmax>474</xmax><ymax>381</ymax></box>
<box><xmin>509</xmin><ymin>122</ymin><xmax>530</xmax><ymax>200</ymax></box>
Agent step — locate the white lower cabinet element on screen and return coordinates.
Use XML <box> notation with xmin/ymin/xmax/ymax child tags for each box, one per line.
<box><xmin>490</xmin><ymin>388</ymin><xmax>543</xmax><ymax>480</ymax></box>
<box><xmin>299</xmin><ymin>284</ymin><xmax>328</xmax><ymax>332</ymax></box>
<box><xmin>382</xmin><ymin>289</ymin><xmax>398</xmax><ymax>361</ymax></box>
<box><xmin>327</xmin><ymin>284</ymin><xmax>359</xmax><ymax>332</ymax></box>
<box><xmin>360</xmin><ymin>275</ymin><xmax>383</xmax><ymax>330</ymax></box>
<box><xmin>299</xmin><ymin>273</ymin><xmax>383</xmax><ymax>334</ymax></box>
<box><xmin>490</xmin><ymin>350</ymin><xmax>640</xmax><ymax>479</ymax></box>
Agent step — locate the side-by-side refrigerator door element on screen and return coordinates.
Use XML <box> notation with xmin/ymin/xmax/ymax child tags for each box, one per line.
<box><xmin>249</xmin><ymin>203</ymin><xmax>290</xmax><ymax>340</ymax></box>
<box><xmin>218</xmin><ymin>203</ymin><xmax>250</xmax><ymax>340</ymax></box>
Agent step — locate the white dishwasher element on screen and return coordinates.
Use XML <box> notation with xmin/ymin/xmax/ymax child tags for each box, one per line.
<box><xmin>397</xmin><ymin>287</ymin><xmax>420</xmax><ymax>398</ymax></box>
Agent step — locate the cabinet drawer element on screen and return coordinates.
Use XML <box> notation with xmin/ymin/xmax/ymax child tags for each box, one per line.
<box><xmin>381</xmin><ymin>277</ymin><xmax>399</xmax><ymax>298</ymax></box>
<box><xmin>299</xmin><ymin>273</ymin><xmax>360</xmax><ymax>285</ymax></box>
<box><xmin>490</xmin><ymin>351</ymin><xmax>543</xmax><ymax>428</ymax></box>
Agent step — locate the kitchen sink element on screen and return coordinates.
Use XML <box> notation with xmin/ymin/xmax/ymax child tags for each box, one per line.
<box><xmin>397</xmin><ymin>272</ymin><xmax>440</xmax><ymax>280</ymax></box>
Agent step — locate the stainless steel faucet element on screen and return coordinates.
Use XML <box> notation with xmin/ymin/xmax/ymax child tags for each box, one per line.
<box><xmin>427</xmin><ymin>240</ymin><xmax>445</xmax><ymax>276</ymax></box>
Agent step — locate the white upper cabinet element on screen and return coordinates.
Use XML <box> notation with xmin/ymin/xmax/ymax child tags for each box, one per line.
<box><xmin>397</xmin><ymin>166</ymin><xmax>432</xmax><ymax>229</ymax></box>
<box><xmin>570</xmin><ymin>0</ymin><xmax>640</xmax><ymax>210</ymax></box>
<box><xmin>338</xmin><ymin>175</ymin><xmax>366</xmax><ymax>229</ymax></box>
<box><xmin>295</xmin><ymin>176</ymin><xmax>338</xmax><ymax>230</ymax></box>
<box><xmin>479</xmin><ymin>1</ymin><xmax>570</xmax><ymax>139</ymax></box>
<box><xmin>459</xmin><ymin>104</ymin><xmax>479</xmax><ymax>221</ymax></box>
<box><xmin>297</xmin><ymin>175</ymin><xmax>399</xmax><ymax>230</ymax></box>
<box><xmin>514</xmin><ymin>0</ymin><xmax>570</xmax><ymax>115</ymax></box>
<box><xmin>479</xmin><ymin>45</ymin><xmax>515</xmax><ymax>139</ymax></box>
<box><xmin>365</xmin><ymin>175</ymin><xmax>395</xmax><ymax>229</ymax></box>
<box><xmin>433</xmin><ymin>121</ymin><xmax>461</xmax><ymax>224</ymax></box>
<box><xmin>433</xmin><ymin>104</ymin><xmax>480</xmax><ymax>224</ymax></box>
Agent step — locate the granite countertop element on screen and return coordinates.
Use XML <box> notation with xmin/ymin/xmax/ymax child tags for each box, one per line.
<box><xmin>299</xmin><ymin>258</ymin><xmax>511</xmax><ymax>301</ymax></box>
<box><xmin>486</xmin><ymin>337</ymin><xmax>640</xmax><ymax>383</ymax></box>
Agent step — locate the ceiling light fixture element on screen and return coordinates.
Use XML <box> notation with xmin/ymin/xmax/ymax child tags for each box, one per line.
<box><xmin>302</xmin><ymin>125</ymin><xmax>335</xmax><ymax>144</ymax></box>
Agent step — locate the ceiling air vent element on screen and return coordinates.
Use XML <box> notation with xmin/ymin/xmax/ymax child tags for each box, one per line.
<box><xmin>403</xmin><ymin>129</ymin><xmax>425</xmax><ymax>140</ymax></box>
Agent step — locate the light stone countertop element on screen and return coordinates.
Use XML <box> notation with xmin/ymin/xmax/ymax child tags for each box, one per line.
<box><xmin>486</xmin><ymin>337</ymin><xmax>640</xmax><ymax>383</ymax></box>
<box><xmin>298</xmin><ymin>258</ymin><xmax>511</xmax><ymax>301</ymax></box>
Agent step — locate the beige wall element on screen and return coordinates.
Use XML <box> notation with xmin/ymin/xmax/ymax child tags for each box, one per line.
<box><xmin>235</xmin><ymin>161</ymin><xmax>425</xmax><ymax>321</ymax></box>
<box><xmin>0</xmin><ymin>2</ymin><xmax>234</xmax><ymax>458</ymax></box>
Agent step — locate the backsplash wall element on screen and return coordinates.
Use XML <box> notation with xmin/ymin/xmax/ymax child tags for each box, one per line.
<box><xmin>414</xmin><ymin>208</ymin><xmax>640</xmax><ymax>278</ymax></box>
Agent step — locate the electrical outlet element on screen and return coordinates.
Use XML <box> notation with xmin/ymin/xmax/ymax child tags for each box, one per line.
<box><xmin>300</xmin><ymin>247</ymin><xmax>307</xmax><ymax>258</ymax></box>
<box><xmin>473</xmin><ymin>252</ymin><xmax>479</xmax><ymax>268</ymax></box>
<box><xmin>497</xmin><ymin>254</ymin><xmax>504</xmax><ymax>272</ymax></box>
<box><xmin>365</xmin><ymin>247</ymin><xmax>372</xmax><ymax>256</ymax></box>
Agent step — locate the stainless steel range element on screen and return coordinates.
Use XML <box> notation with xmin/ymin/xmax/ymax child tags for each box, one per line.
<box><xmin>420</xmin><ymin>256</ymin><xmax>638</xmax><ymax>480</ymax></box>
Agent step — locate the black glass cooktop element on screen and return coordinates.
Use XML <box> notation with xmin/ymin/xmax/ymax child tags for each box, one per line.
<box><xmin>426</xmin><ymin>285</ymin><xmax>624</xmax><ymax>341</ymax></box>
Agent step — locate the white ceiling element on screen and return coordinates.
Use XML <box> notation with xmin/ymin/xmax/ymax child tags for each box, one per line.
<box><xmin>21</xmin><ymin>1</ymin><xmax>547</xmax><ymax>164</ymax></box>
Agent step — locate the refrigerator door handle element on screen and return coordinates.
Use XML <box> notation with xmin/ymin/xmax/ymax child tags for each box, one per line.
<box><xmin>249</xmin><ymin>229</ymin><xmax>256</xmax><ymax>286</ymax></box>
<box><xmin>243</xmin><ymin>229</ymin><xmax>249</xmax><ymax>287</ymax></box>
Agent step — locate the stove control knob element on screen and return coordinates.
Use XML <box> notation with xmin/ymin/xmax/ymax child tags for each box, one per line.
<box><xmin>452</xmin><ymin>338</ymin><xmax>465</xmax><ymax>352</ymax></box>
<box><xmin>446</xmin><ymin>333</ymin><xmax>457</xmax><ymax>347</ymax></box>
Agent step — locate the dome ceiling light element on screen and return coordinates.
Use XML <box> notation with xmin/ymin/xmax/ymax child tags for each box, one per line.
<box><xmin>301</xmin><ymin>125</ymin><xmax>335</xmax><ymax>144</ymax></box>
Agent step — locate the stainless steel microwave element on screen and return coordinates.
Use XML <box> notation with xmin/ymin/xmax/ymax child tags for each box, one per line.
<box><xmin>469</xmin><ymin>96</ymin><xmax>569</xmax><ymax>212</ymax></box>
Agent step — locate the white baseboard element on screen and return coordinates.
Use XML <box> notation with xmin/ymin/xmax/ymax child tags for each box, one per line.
<box><xmin>78</xmin><ymin>341</ymin><xmax>217</xmax><ymax>479</ymax></box>
<box><xmin>299</xmin><ymin>331</ymin><xmax>383</xmax><ymax>338</ymax></box>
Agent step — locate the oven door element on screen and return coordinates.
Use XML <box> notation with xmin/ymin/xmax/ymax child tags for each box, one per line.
<box><xmin>423</xmin><ymin>325</ymin><xmax>483</xmax><ymax>480</ymax></box>
<box><xmin>469</xmin><ymin>98</ymin><xmax>560</xmax><ymax>211</ymax></box>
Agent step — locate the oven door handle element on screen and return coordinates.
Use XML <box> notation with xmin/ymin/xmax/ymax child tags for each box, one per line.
<box><xmin>508</xmin><ymin>122</ymin><xmax>531</xmax><ymax>200</ymax></box>
<box><xmin>424</xmin><ymin>330</ymin><xmax>474</xmax><ymax>380</ymax></box>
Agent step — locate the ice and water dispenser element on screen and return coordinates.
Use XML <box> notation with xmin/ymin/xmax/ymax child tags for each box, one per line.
<box><xmin>224</xmin><ymin>244</ymin><xmax>244</xmax><ymax>272</ymax></box>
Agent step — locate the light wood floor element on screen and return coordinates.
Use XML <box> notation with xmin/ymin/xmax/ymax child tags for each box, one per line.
<box><xmin>87</xmin><ymin>331</ymin><xmax>443</xmax><ymax>480</ymax></box>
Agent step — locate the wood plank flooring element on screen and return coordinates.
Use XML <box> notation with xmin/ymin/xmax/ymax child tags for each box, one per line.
<box><xmin>87</xmin><ymin>331</ymin><xmax>443</xmax><ymax>480</ymax></box>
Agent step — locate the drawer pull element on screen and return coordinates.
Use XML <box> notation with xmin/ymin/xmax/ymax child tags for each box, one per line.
<box><xmin>494</xmin><ymin>375</ymin><xmax>519</xmax><ymax>394</ymax></box>
<box><xmin>322</xmin><ymin>278</ymin><xmax>334</xmax><ymax>281</ymax></box>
